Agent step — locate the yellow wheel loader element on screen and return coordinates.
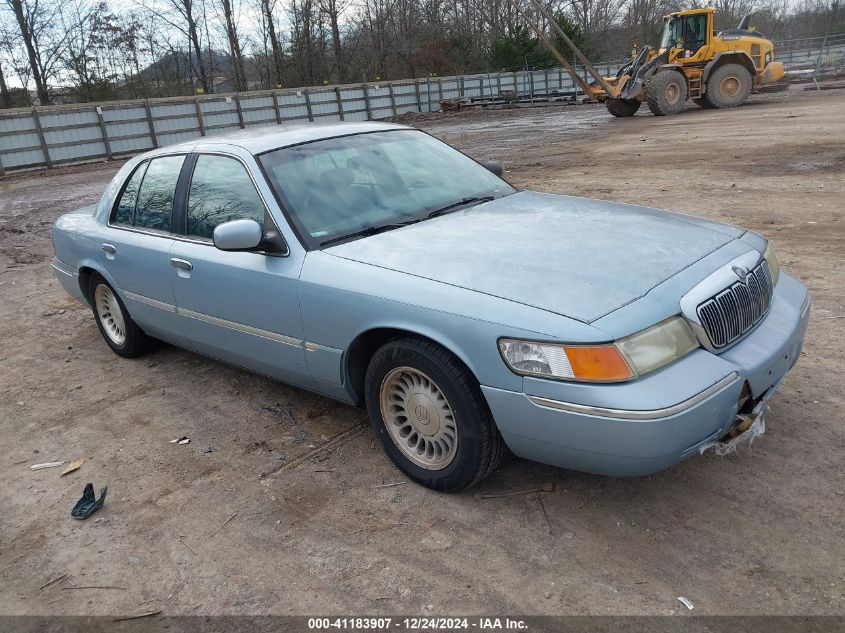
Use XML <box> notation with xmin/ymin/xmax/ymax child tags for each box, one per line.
<box><xmin>513</xmin><ymin>2</ymin><xmax>785</xmax><ymax>117</ymax></box>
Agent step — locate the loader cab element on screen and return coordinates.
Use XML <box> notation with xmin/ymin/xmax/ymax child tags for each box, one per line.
<box><xmin>660</xmin><ymin>9</ymin><xmax>714</xmax><ymax>62</ymax></box>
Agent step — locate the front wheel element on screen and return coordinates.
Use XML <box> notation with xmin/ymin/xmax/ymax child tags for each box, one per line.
<box><xmin>645</xmin><ymin>71</ymin><xmax>688</xmax><ymax>116</ymax></box>
<box><xmin>364</xmin><ymin>337</ymin><xmax>506</xmax><ymax>491</ymax></box>
<box><xmin>88</xmin><ymin>273</ymin><xmax>153</xmax><ymax>358</ymax></box>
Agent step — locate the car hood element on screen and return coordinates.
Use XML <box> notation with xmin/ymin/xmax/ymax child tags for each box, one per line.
<box><xmin>325</xmin><ymin>191</ymin><xmax>744</xmax><ymax>323</ymax></box>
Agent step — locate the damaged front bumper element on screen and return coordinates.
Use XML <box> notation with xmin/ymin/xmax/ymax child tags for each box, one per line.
<box><xmin>482</xmin><ymin>273</ymin><xmax>810</xmax><ymax>477</ymax></box>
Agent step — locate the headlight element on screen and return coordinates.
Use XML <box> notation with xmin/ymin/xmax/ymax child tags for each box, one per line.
<box><xmin>616</xmin><ymin>316</ymin><xmax>699</xmax><ymax>376</ymax></box>
<box><xmin>498</xmin><ymin>339</ymin><xmax>633</xmax><ymax>382</ymax></box>
<box><xmin>764</xmin><ymin>242</ymin><xmax>780</xmax><ymax>285</ymax></box>
<box><xmin>499</xmin><ymin>316</ymin><xmax>698</xmax><ymax>383</ymax></box>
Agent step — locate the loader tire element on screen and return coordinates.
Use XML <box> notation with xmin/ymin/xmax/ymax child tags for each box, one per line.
<box><xmin>704</xmin><ymin>63</ymin><xmax>752</xmax><ymax>108</ymax></box>
<box><xmin>645</xmin><ymin>71</ymin><xmax>687</xmax><ymax>116</ymax></box>
<box><xmin>605</xmin><ymin>98</ymin><xmax>641</xmax><ymax>117</ymax></box>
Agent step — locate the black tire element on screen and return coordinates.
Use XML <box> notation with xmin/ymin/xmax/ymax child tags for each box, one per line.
<box><xmin>704</xmin><ymin>63</ymin><xmax>752</xmax><ymax>108</ymax></box>
<box><xmin>694</xmin><ymin>96</ymin><xmax>716</xmax><ymax>109</ymax></box>
<box><xmin>645</xmin><ymin>71</ymin><xmax>688</xmax><ymax>116</ymax></box>
<box><xmin>88</xmin><ymin>273</ymin><xmax>153</xmax><ymax>358</ymax></box>
<box><xmin>364</xmin><ymin>337</ymin><xmax>506</xmax><ymax>491</ymax></box>
<box><xmin>605</xmin><ymin>98</ymin><xmax>641</xmax><ymax>117</ymax></box>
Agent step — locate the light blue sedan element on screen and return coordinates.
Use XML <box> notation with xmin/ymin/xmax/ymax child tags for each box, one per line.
<box><xmin>51</xmin><ymin>122</ymin><xmax>810</xmax><ymax>491</ymax></box>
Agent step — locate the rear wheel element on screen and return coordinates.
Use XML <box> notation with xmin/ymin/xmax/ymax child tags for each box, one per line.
<box><xmin>605</xmin><ymin>98</ymin><xmax>641</xmax><ymax>117</ymax></box>
<box><xmin>364</xmin><ymin>337</ymin><xmax>506</xmax><ymax>491</ymax></box>
<box><xmin>645</xmin><ymin>71</ymin><xmax>688</xmax><ymax>116</ymax></box>
<box><xmin>88</xmin><ymin>273</ymin><xmax>153</xmax><ymax>358</ymax></box>
<box><xmin>704</xmin><ymin>63</ymin><xmax>752</xmax><ymax>108</ymax></box>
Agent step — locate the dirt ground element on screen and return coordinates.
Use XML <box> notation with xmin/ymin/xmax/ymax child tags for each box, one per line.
<box><xmin>1</xmin><ymin>88</ymin><xmax>843</xmax><ymax>618</ymax></box>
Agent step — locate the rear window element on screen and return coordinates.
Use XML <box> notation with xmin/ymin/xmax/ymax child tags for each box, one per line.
<box><xmin>112</xmin><ymin>162</ymin><xmax>148</xmax><ymax>225</ymax></box>
<box><xmin>134</xmin><ymin>156</ymin><xmax>185</xmax><ymax>232</ymax></box>
<box><xmin>111</xmin><ymin>155</ymin><xmax>185</xmax><ymax>232</ymax></box>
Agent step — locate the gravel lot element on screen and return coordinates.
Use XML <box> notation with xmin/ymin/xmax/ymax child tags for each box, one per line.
<box><xmin>1</xmin><ymin>88</ymin><xmax>843</xmax><ymax>617</ymax></box>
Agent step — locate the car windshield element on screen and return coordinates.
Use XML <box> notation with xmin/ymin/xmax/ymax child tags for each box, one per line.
<box><xmin>258</xmin><ymin>129</ymin><xmax>515</xmax><ymax>247</ymax></box>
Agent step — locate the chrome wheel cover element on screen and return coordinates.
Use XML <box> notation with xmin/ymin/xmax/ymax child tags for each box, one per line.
<box><xmin>379</xmin><ymin>367</ymin><xmax>458</xmax><ymax>470</ymax></box>
<box><xmin>95</xmin><ymin>284</ymin><xmax>126</xmax><ymax>346</ymax></box>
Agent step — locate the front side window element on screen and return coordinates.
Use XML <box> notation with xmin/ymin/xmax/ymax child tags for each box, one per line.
<box><xmin>134</xmin><ymin>155</ymin><xmax>185</xmax><ymax>232</ymax></box>
<box><xmin>258</xmin><ymin>129</ymin><xmax>514</xmax><ymax>247</ymax></box>
<box><xmin>187</xmin><ymin>155</ymin><xmax>265</xmax><ymax>239</ymax></box>
<box><xmin>113</xmin><ymin>162</ymin><xmax>148</xmax><ymax>225</ymax></box>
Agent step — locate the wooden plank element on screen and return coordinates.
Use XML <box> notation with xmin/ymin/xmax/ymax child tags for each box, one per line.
<box><xmin>413</xmin><ymin>80</ymin><xmax>422</xmax><ymax>112</ymax></box>
<box><xmin>303</xmin><ymin>88</ymin><xmax>314</xmax><ymax>122</ymax></box>
<box><xmin>335</xmin><ymin>87</ymin><xmax>345</xmax><ymax>121</ymax></box>
<box><xmin>144</xmin><ymin>100</ymin><xmax>158</xmax><ymax>148</ymax></box>
<box><xmin>31</xmin><ymin>108</ymin><xmax>52</xmax><ymax>169</ymax></box>
<box><xmin>388</xmin><ymin>83</ymin><xmax>397</xmax><ymax>116</ymax></box>
<box><xmin>95</xmin><ymin>106</ymin><xmax>113</xmax><ymax>160</ymax></box>
<box><xmin>272</xmin><ymin>92</ymin><xmax>282</xmax><ymax>124</ymax></box>
<box><xmin>194</xmin><ymin>99</ymin><xmax>206</xmax><ymax>136</ymax></box>
<box><xmin>363</xmin><ymin>83</ymin><xmax>372</xmax><ymax>120</ymax></box>
<box><xmin>234</xmin><ymin>93</ymin><xmax>245</xmax><ymax>128</ymax></box>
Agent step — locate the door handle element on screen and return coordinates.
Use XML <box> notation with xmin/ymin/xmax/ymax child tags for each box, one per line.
<box><xmin>170</xmin><ymin>258</ymin><xmax>193</xmax><ymax>271</ymax></box>
<box><xmin>101</xmin><ymin>243</ymin><xmax>116</xmax><ymax>254</ymax></box>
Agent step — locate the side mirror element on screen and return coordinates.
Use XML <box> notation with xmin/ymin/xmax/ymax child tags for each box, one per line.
<box><xmin>213</xmin><ymin>219</ymin><xmax>263</xmax><ymax>251</ymax></box>
<box><xmin>482</xmin><ymin>160</ymin><xmax>503</xmax><ymax>177</ymax></box>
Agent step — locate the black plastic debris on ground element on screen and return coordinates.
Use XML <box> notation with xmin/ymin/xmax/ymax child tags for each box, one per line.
<box><xmin>262</xmin><ymin>404</ymin><xmax>296</xmax><ymax>424</ymax></box>
<box><xmin>71</xmin><ymin>483</ymin><xmax>107</xmax><ymax>520</ymax></box>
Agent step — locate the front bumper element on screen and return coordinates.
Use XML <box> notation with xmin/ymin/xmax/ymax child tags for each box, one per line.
<box><xmin>482</xmin><ymin>273</ymin><xmax>810</xmax><ymax>476</ymax></box>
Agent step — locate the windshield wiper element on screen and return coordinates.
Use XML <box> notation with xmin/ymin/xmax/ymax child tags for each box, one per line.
<box><xmin>427</xmin><ymin>196</ymin><xmax>495</xmax><ymax>219</ymax></box>
<box><xmin>319</xmin><ymin>196</ymin><xmax>496</xmax><ymax>247</ymax></box>
<box><xmin>319</xmin><ymin>219</ymin><xmax>419</xmax><ymax>247</ymax></box>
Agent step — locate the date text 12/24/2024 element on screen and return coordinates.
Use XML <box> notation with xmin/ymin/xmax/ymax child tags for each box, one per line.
<box><xmin>308</xmin><ymin>617</ymin><xmax>528</xmax><ymax>630</ymax></box>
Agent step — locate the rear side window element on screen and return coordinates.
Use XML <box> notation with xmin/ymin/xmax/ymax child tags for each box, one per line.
<box><xmin>187</xmin><ymin>155</ymin><xmax>265</xmax><ymax>239</ymax></box>
<box><xmin>134</xmin><ymin>155</ymin><xmax>185</xmax><ymax>232</ymax></box>
<box><xmin>113</xmin><ymin>162</ymin><xmax>148</xmax><ymax>225</ymax></box>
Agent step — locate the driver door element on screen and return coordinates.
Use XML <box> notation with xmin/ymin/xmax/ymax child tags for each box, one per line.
<box><xmin>680</xmin><ymin>13</ymin><xmax>711</xmax><ymax>62</ymax></box>
<box><xmin>169</xmin><ymin>152</ymin><xmax>314</xmax><ymax>390</ymax></box>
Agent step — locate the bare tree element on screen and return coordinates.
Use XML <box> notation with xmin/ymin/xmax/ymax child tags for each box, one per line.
<box><xmin>289</xmin><ymin>0</ymin><xmax>320</xmax><ymax>84</ymax></box>
<box><xmin>136</xmin><ymin>0</ymin><xmax>211</xmax><ymax>93</ymax></box>
<box><xmin>218</xmin><ymin>0</ymin><xmax>248</xmax><ymax>90</ymax></box>
<box><xmin>3</xmin><ymin>0</ymin><xmax>69</xmax><ymax>104</ymax></box>
<box><xmin>257</xmin><ymin>0</ymin><xmax>285</xmax><ymax>86</ymax></box>
<box><xmin>0</xmin><ymin>59</ymin><xmax>12</xmax><ymax>107</ymax></box>
<box><xmin>320</xmin><ymin>0</ymin><xmax>348</xmax><ymax>82</ymax></box>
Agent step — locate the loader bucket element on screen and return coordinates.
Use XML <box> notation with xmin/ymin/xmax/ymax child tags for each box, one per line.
<box><xmin>760</xmin><ymin>61</ymin><xmax>785</xmax><ymax>85</ymax></box>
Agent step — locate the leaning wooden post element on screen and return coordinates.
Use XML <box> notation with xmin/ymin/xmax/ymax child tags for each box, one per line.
<box><xmin>95</xmin><ymin>105</ymin><xmax>113</xmax><ymax>160</ymax></box>
<box><xmin>143</xmin><ymin>100</ymin><xmax>158</xmax><ymax>149</ymax></box>
<box><xmin>31</xmin><ymin>107</ymin><xmax>52</xmax><ymax>169</ymax></box>
<box><xmin>194</xmin><ymin>98</ymin><xmax>206</xmax><ymax>136</ymax></box>
<box><xmin>363</xmin><ymin>83</ymin><xmax>372</xmax><ymax>120</ymax></box>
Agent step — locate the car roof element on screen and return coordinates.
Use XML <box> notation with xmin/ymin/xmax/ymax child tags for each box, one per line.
<box><xmin>158</xmin><ymin>121</ymin><xmax>411</xmax><ymax>156</ymax></box>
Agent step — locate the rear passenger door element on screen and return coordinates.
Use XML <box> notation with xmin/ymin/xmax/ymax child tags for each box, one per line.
<box><xmin>102</xmin><ymin>154</ymin><xmax>186</xmax><ymax>343</ymax></box>
<box><xmin>168</xmin><ymin>152</ymin><xmax>313</xmax><ymax>389</ymax></box>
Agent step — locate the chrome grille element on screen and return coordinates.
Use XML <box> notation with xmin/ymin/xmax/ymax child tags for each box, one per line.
<box><xmin>696</xmin><ymin>260</ymin><xmax>773</xmax><ymax>349</ymax></box>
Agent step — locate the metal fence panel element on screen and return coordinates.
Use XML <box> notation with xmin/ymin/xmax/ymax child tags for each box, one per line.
<box><xmin>3</xmin><ymin>147</ymin><xmax>44</xmax><ymax>168</ymax></box>
<box><xmin>1</xmin><ymin>35</ymin><xmax>841</xmax><ymax>173</ymax></box>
